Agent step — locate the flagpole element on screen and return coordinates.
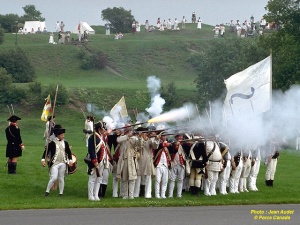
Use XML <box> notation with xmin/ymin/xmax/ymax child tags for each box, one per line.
<box><xmin>45</xmin><ymin>85</ymin><xmax>59</xmax><ymax>167</ymax></box>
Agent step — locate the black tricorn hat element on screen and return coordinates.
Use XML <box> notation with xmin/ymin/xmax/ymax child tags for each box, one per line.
<box><xmin>8</xmin><ymin>115</ymin><xmax>21</xmax><ymax>122</ymax></box>
<box><xmin>53</xmin><ymin>124</ymin><xmax>65</xmax><ymax>135</ymax></box>
<box><xmin>136</xmin><ymin>127</ymin><xmax>148</xmax><ymax>132</ymax></box>
<box><xmin>94</xmin><ymin>121</ymin><xmax>106</xmax><ymax>130</ymax></box>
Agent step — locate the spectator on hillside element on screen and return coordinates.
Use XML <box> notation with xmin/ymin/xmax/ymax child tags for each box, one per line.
<box><xmin>181</xmin><ymin>16</ymin><xmax>186</xmax><ymax>29</ymax></box>
<box><xmin>43</xmin><ymin>27</ymin><xmax>48</xmax><ymax>33</ymax></box>
<box><xmin>105</xmin><ymin>23</ymin><xmax>110</xmax><ymax>36</ymax></box>
<box><xmin>66</xmin><ymin>32</ymin><xmax>70</xmax><ymax>43</ymax></box>
<box><xmin>132</xmin><ymin>21</ymin><xmax>136</xmax><ymax>34</ymax></box>
<box><xmin>236</xmin><ymin>23</ymin><xmax>241</xmax><ymax>37</ymax></box>
<box><xmin>220</xmin><ymin>24</ymin><xmax>225</xmax><ymax>37</ymax></box>
<box><xmin>136</xmin><ymin>21</ymin><xmax>141</xmax><ymax>32</ymax></box>
<box><xmin>157</xmin><ymin>18</ymin><xmax>161</xmax><ymax>29</ymax></box>
<box><xmin>192</xmin><ymin>12</ymin><xmax>196</xmax><ymax>23</ymax></box>
<box><xmin>60</xmin><ymin>21</ymin><xmax>65</xmax><ymax>32</ymax></box>
<box><xmin>241</xmin><ymin>23</ymin><xmax>247</xmax><ymax>38</ymax></box>
<box><xmin>49</xmin><ymin>32</ymin><xmax>54</xmax><ymax>44</ymax></box>
<box><xmin>115</xmin><ymin>32</ymin><xmax>123</xmax><ymax>40</ymax></box>
<box><xmin>167</xmin><ymin>18</ymin><xmax>172</xmax><ymax>30</ymax></box>
<box><xmin>173</xmin><ymin>18</ymin><xmax>179</xmax><ymax>30</ymax></box>
<box><xmin>55</xmin><ymin>21</ymin><xmax>60</xmax><ymax>32</ymax></box>
<box><xmin>159</xmin><ymin>23</ymin><xmax>164</xmax><ymax>31</ymax></box>
<box><xmin>197</xmin><ymin>17</ymin><xmax>202</xmax><ymax>29</ymax></box>
<box><xmin>260</xmin><ymin>18</ymin><xmax>266</xmax><ymax>29</ymax></box>
<box><xmin>213</xmin><ymin>24</ymin><xmax>220</xmax><ymax>37</ymax></box>
<box><xmin>83</xmin><ymin>30</ymin><xmax>88</xmax><ymax>41</ymax></box>
<box><xmin>163</xmin><ymin>20</ymin><xmax>167</xmax><ymax>29</ymax></box>
<box><xmin>229</xmin><ymin>20</ymin><xmax>235</xmax><ymax>32</ymax></box>
<box><xmin>78</xmin><ymin>31</ymin><xmax>82</xmax><ymax>42</ymax></box>
<box><xmin>145</xmin><ymin>20</ymin><xmax>149</xmax><ymax>31</ymax></box>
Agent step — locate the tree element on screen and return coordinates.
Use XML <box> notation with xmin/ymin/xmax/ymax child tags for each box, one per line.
<box><xmin>22</xmin><ymin>4</ymin><xmax>45</xmax><ymax>21</ymax></box>
<box><xmin>259</xmin><ymin>0</ymin><xmax>300</xmax><ymax>90</ymax></box>
<box><xmin>0</xmin><ymin>28</ymin><xmax>4</xmax><ymax>44</ymax></box>
<box><xmin>101</xmin><ymin>7</ymin><xmax>135</xmax><ymax>33</ymax></box>
<box><xmin>0</xmin><ymin>13</ymin><xmax>20</xmax><ymax>32</ymax></box>
<box><xmin>161</xmin><ymin>81</ymin><xmax>178</xmax><ymax>107</ymax></box>
<box><xmin>0</xmin><ymin>47</ymin><xmax>36</xmax><ymax>83</ymax></box>
<box><xmin>191</xmin><ymin>39</ymin><xmax>268</xmax><ymax>108</ymax></box>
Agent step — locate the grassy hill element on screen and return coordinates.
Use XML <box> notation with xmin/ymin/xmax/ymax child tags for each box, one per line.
<box><xmin>1</xmin><ymin>24</ymin><xmax>237</xmax><ymax>108</ymax></box>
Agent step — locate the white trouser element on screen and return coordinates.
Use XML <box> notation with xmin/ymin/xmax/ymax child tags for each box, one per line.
<box><xmin>133</xmin><ymin>176</ymin><xmax>141</xmax><ymax>197</ymax></box>
<box><xmin>204</xmin><ymin>170</ymin><xmax>219</xmax><ymax>196</ymax></box>
<box><xmin>168</xmin><ymin>164</ymin><xmax>185</xmax><ymax>197</ymax></box>
<box><xmin>218</xmin><ymin>160</ymin><xmax>231</xmax><ymax>194</ymax></box>
<box><xmin>122</xmin><ymin>179</ymin><xmax>135</xmax><ymax>199</ymax></box>
<box><xmin>134</xmin><ymin>175</ymin><xmax>152</xmax><ymax>198</ymax></box>
<box><xmin>46</xmin><ymin>162</ymin><xmax>66</xmax><ymax>194</ymax></box>
<box><xmin>88</xmin><ymin>165</ymin><xmax>101</xmax><ymax>200</ymax></box>
<box><xmin>155</xmin><ymin>165</ymin><xmax>168</xmax><ymax>198</ymax></box>
<box><xmin>112</xmin><ymin>173</ymin><xmax>119</xmax><ymax>197</ymax></box>
<box><xmin>182</xmin><ymin>176</ymin><xmax>190</xmax><ymax>191</ymax></box>
<box><xmin>296</xmin><ymin>137</ymin><xmax>300</xmax><ymax>150</ymax></box>
<box><xmin>229</xmin><ymin>162</ymin><xmax>243</xmax><ymax>193</ymax></box>
<box><xmin>248</xmin><ymin>160</ymin><xmax>260</xmax><ymax>191</ymax></box>
<box><xmin>144</xmin><ymin>175</ymin><xmax>152</xmax><ymax>198</ymax></box>
<box><xmin>265</xmin><ymin>158</ymin><xmax>278</xmax><ymax>180</ymax></box>
<box><xmin>99</xmin><ymin>164</ymin><xmax>109</xmax><ymax>185</ymax></box>
<box><xmin>239</xmin><ymin>158</ymin><xmax>251</xmax><ymax>192</ymax></box>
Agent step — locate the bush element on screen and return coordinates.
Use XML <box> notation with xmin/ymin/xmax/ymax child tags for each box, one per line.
<box><xmin>161</xmin><ymin>81</ymin><xmax>178</xmax><ymax>107</ymax></box>
<box><xmin>0</xmin><ymin>47</ymin><xmax>36</xmax><ymax>83</ymax></box>
<box><xmin>78</xmin><ymin>50</ymin><xmax>108</xmax><ymax>70</ymax></box>
<box><xmin>0</xmin><ymin>28</ymin><xmax>4</xmax><ymax>45</ymax></box>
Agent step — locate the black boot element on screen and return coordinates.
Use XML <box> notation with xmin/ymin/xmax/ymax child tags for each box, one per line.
<box><xmin>195</xmin><ymin>187</ymin><xmax>200</xmax><ymax>196</ymax></box>
<box><xmin>269</xmin><ymin>180</ymin><xmax>273</xmax><ymax>187</ymax></box>
<box><xmin>11</xmin><ymin>162</ymin><xmax>17</xmax><ymax>174</ymax></box>
<box><xmin>190</xmin><ymin>186</ymin><xmax>195</xmax><ymax>195</ymax></box>
<box><xmin>98</xmin><ymin>184</ymin><xmax>103</xmax><ymax>198</ymax></box>
<box><xmin>265</xmin><ymin>180</ymin><xmax>270</xmax><ymax>186</ymax></box>
<box><xmin>139</xmin><ymin>185</ymin><xmax>145</xmax><ymax>197</ymax></box>
<box><xmin>101</xmin><ymin>184</ymin><xmax>107</xmax><ymax>198</ymax></box>
<box><xmin>7</xmin><ymin>162</ymin><xmax>12</xmax><ymax>174</ymax></box>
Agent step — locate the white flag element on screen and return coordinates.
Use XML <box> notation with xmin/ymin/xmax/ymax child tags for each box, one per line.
<box><xmin>110</xmin><ymin>96</ymin><xmax>128</xmax><ymax>118</ymax></box>
<box><xmin>224</xmin><ymin>56</ymin><xmax>271</xmax><ymax>119</ymax></box>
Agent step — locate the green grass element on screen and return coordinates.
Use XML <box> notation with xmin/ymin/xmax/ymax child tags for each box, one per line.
<box><xmin>0</xmin><ymin>24</ymin><xmax>287</xmax><ymax>210</ymax></box>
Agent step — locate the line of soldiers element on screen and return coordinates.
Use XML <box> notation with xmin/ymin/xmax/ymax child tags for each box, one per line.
<box><xmin>82</xmin><ymin>118</ymin><xmax>281</xmax><ymax>200</ymax></box>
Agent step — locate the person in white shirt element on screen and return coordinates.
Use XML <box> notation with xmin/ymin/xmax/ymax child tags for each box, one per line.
<box><xmin>153</xmin><ymin>132</ymin><xmax>172</xmax><ymax>198</ymax></box>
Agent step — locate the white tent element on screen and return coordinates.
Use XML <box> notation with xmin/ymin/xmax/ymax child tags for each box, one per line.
<box><xmin>23</xmin><ymin>21</ymin><xmax>46</xmax><ymax>33</ymax></box>
<box><xmin>73</xmin><ymin>21</ymin><xmax>95</xmax><ymax>35</ymax></box>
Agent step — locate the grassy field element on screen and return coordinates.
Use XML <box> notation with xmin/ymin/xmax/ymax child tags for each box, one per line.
<box><xmin>1</xmin><ymin>24</ymin><xmax>291</xmax><ymax>210</ymax></box>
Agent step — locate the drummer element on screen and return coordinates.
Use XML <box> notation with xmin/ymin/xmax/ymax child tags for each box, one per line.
<box><xmin>41</xmin><ymin>124</ymin><xmax>73</xmax><ymax>197</ymax></box>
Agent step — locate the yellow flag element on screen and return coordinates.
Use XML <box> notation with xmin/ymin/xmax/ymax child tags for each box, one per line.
<box><xmin>110</xmin><ymin>96</ymin><xmax>128</xmax><ymax>118</ymax></box>
<box><xmin>41</xmin><ymin>94</ymin><xmax>52</xmax><ymax>122</ymax></box>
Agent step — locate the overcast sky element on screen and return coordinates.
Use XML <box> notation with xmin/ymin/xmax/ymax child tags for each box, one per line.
<box><xmin>2</xmin><ymin>0</ymin><xmax>268</xmax><ymax>32</ymax></box>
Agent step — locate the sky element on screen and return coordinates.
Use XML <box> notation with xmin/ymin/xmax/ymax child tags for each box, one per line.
<box><xmin>1</xmin><ymin>0</ymin><xmax>268</xmax><ymax>32</ymax></box>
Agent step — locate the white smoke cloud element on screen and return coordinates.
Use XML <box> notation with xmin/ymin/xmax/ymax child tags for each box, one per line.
<box><xmin>145</xmin><ymin>76</ymin><xmax>166</xmax><ymax>117</ymax></box>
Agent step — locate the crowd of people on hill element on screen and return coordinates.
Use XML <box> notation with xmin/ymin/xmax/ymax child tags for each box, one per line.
<box><xmin>212</xmin><ymin>16</ymin><xmax>278</xmax><ymax>38</ymax></box>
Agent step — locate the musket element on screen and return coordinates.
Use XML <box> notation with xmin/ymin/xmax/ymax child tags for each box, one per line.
<box><xmin>7</xmin><ymin>105</ymin><xmax>12</xmax><ymax>115</ymax></box>
<box><xmin>111</xmin><ymin>121</ymin><xmax>148</xmax><ymax>131</ymax></box>
<box><xmin>91</xmin><ymin>108</ymin><xmax>100</xmax><ymax>178</ymax></box>
<box><xmin>11</xmin><ymin>104</ymin><xmax>15</xmax><ymax>114</ymax></box>
<box><xmin>80</xmin><ymin>108</ymin><xmax>86</xmax><ymax>119</ymax></box>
